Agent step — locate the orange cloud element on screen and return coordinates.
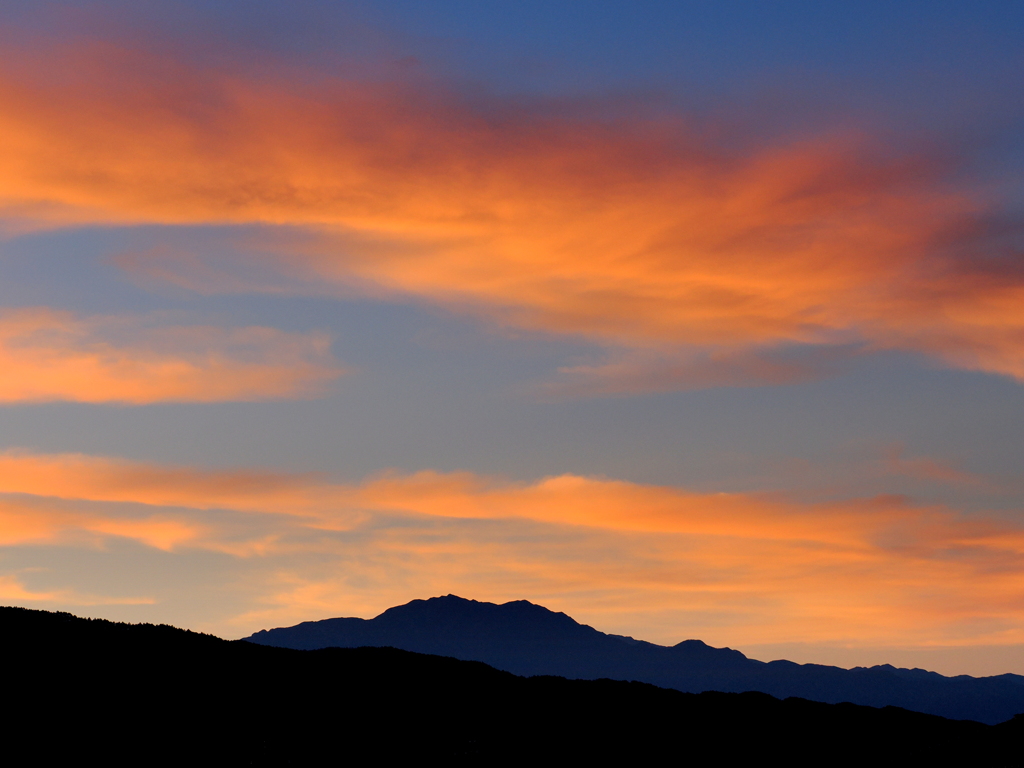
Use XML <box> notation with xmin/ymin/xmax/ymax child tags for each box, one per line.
<box><xmin>0</xmin><ymin>494</ymin><xmax>202</xmax><ymax>551</ymax></box>
<box><xmin>0</xmin><ymin>43</ymin><xmax>1021</xmax><ymax>389</ymax></box>
<box><xmin>2</xmin><ymin>450</ymin><xmax>1024</xmax><ymax>647</ymax></box>
<box><xmin>0</xmin><ymin>574</ymin><xmax>63</xmax><ymax>602</ymax></box>
<box><xmin>0</xmin><ymin>450</ymin><xmax>348</xmax><ymax>516</ymax></box>
<box><xmin>0</xmin><ymin>308</ymin><xmax>343</xmax><ymax>403</ymax></box>
<box><xmin>0</xmin><ymin>572</ymin><xmax>155</xmax><ymax>606</ymax></box>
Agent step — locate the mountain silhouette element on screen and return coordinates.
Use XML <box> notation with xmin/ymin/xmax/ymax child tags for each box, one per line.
<box><xmin>3</xmin><ymin>604</ymin><xmax>1022</xmax><ymax>766</ymax></box>
<box><xmin>246</xmin><ymin>594</ymin><xmax>1024</xmax><ymax>725</ymax></box>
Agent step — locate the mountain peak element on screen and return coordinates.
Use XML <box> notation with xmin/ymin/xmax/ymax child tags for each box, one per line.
<box><xmin>244</xmin><ymin>595</ymin><xmax>1024</xmax><ymax>724</ymax></box>
<box><xmin>375</xmin><ymin>595</ymin><xmax>579</xmax><ymax>627</ymax></box>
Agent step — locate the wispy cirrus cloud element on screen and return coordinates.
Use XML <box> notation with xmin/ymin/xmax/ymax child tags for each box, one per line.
<box><xmin>0</xmin><ymin>308</ymin><xmax>343</xmax><ymax>403</ymax></box>
<box><xmin>2</xmin><ymin>449</ymin><xmax>1024</xmax><ymax>649</ymax></box>
<box><xmin>0</xmin><ymin>42</ymin><xmax>1022</xmax><ymax>393</ymax></box>
<box><xmin>537</xmin><ymin>344</ymin><xmax>861</xmax><ymax>397</ymax></box>
<box><xmin>882</xmin><ymin>444</ymin><xmax>991</xmax><ymax>489</ymax></box>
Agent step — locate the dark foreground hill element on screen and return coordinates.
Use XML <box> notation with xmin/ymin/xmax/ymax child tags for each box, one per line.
<box><xmin>247</xmin><ymin>594</ymin><xmax>1024</xmax><ymax>725</ymax></box>
<box><xmin>4</xmin><ymin>607</ymin><xmax>1021</xmax><ymax>766</ymax></box>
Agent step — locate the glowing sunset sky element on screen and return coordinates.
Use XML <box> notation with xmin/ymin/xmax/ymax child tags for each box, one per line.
<box><xmin>2</xmin><ymin>0</ymin><xmax>1024</xmax><ymax>675</ymax></box>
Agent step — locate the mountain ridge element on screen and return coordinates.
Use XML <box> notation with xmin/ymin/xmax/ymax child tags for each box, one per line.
<box><xmin>245</xmin><ymin>594</ymin><xmax>1024</xmax><ymax>724</ymax></box>
<box><xmin>5</xmin><ymin>603</ymin><xmax>1022</xmax><ymax>765</ymax></box>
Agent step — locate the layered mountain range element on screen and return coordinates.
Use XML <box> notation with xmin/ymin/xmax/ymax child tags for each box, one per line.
<box><xmin>6</xmin><ymin>604</ymin><xmax>1022</xmax><ymax>764</ymax></box>
<box><xmin>246</xmin><ymin>594</ymin><xmax>1024</xmax><ymax>725</ymax></box>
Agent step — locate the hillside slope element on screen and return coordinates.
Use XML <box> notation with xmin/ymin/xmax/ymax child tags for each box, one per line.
<box><xmin>247</xmin><ymin>594</ymin><xmax>1024</xmax><ymax>724</ymax></box>
<box><xmin>3</xmin><ymin>605</ymin><xmax>1023</xmax><ymax>764</ymax></box>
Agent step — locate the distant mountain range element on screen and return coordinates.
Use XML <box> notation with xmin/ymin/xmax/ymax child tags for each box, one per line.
<box><xmin>3</xmin><ymin>605</ymin><xmax>1022</xmax><ymax>765</ymax></box>
<box><xmin>246</xmin><ymin>594</ymin><xmax>1024</xmax><ymax>725</ymax></box>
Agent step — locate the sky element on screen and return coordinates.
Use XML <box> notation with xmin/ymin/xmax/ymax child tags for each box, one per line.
<box><xmin>1</xmin><ymin>0</ymin><xmax>1024</xmax><ymax>675</ymax></box>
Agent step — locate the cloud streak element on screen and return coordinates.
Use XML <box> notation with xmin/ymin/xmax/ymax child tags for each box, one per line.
<box><xmin>0</xmin><ymin>494</ymin><xmax>202</xmax><ymax>551</ymax></box>
<box><xmin>2</xmin><ymin>450</ymin><xmax>1024</xmax><ymax>648</ymax></box>
<box><xmin>0</xmin><ymin>308</ymin><xmax>343</xmax><ymax>403</ymax></box>
<box><xmin>539</xmin><ymin>344</ymin><xmax>857</xmax><ymax>397</ymax></box>
<box><xmin>0</xmin><ymin>42</ymin><xmax>1021</xmax><ymax>392</ymax></box>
